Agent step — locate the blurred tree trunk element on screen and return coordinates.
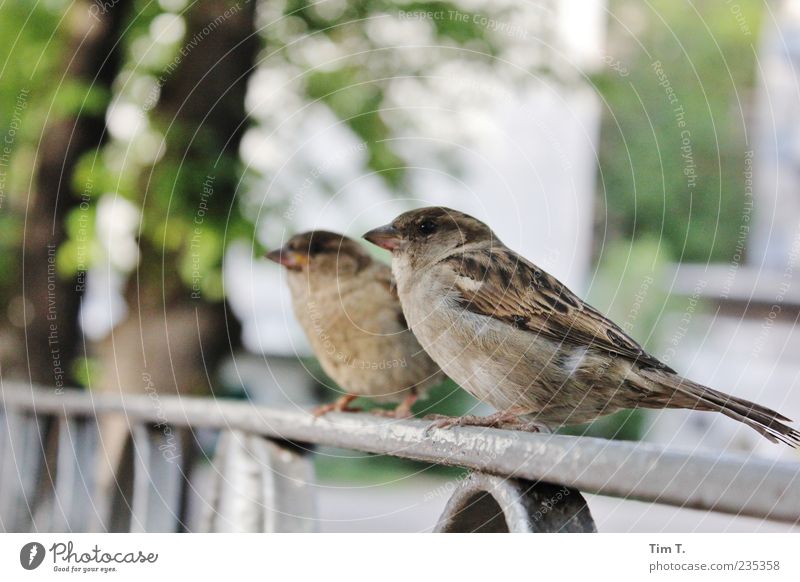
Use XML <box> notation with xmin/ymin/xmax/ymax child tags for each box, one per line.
<box><xmin>0</xmin><ymin>1</ymin><xmax>128</xmax><ymax>387</ymax></box>
<box><xmin>94</xmin><ymin>0</ymin><xmax>256</xmax><ymax>531</ymax></box>
<box><xmin>3</xmin><ymin>0</ymin><xmax>132</xmax><ymax>532</ymax></box>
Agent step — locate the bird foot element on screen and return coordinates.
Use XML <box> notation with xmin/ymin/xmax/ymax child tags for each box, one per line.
<box><xmin>312</xmin><ymin>395</ymin><xmax>362</xmax><ymax>417</ymax></box>
<box><xmin>370</xmin><ymin>391</ymin><xmax>418</xmax><ymax>419</ymax></box>
<box><xmin>369</xmin><ymin>405</ymin><xmax>415</xmax><ymax>419</ymax></box>
<box><xmin>512</xmin><ymin>421</ymin><xmax>543</xmax><ymax>433</ymax></box>
<box><xmin>424</xmin><ymin>411</ymin><xmax>522</xmax><ymax>433</ymax></box>
<box><xmin>369</xmin><ymin>408</ymin><xmax>399</xmax><ymax>418</ymax></box>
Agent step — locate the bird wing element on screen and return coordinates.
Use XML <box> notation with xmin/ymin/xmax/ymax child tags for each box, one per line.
<box><xmin>445</xmin><ymin>246</ymin><xmax>673</xmax><ymax>372</ymax></box>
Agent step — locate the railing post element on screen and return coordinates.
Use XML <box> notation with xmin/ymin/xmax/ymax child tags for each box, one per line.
<box><xmin>47</xmin><ymin>416</ymin><xmax>96</xmax><ymax>532</ymax></box>
<box><xmin>0</xmin><ymin>411</ymin><xmax>44</xmax><ymax>532</ymax></box>
<box><xmin>435</xmin><ymin>472</ymin><xmax>596</xmax><ymax>533</ymax></box>
<box><xmin>129</xmin><ymin>424</ymin><xmax>187</xmax><ymax>533</ymax></box>
<box><xmin>203</xmin><ymin>430</ymin><xmax>316</xmax><ymax>532</ymax></box>
<box><xmin>92</xmin><ymin>414</ymin><xmax>133</xmax><ymax>532</ymax></box>
<box><xmin>3</xmin><ymin>385</ymin><xmax>800</xmax><ymax>531</ymax></box>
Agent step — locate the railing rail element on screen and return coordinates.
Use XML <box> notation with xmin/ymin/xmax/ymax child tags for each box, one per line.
<box><xmin>2</xmin><ymin>382</ymin><xmax>799</xmax><ymax>532</ymax></box>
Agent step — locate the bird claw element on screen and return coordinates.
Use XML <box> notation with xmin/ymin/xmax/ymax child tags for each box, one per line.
<box><xmin>423</xmin><ymin>412</ymin><xmax>542</xmax><ymax>434</ymax></box>
<box><xmin>371</xmin><ymin>408</ymin><xmax>416</xmax><ymax>419</ymax></box>
<box><xmin>369</xmin><ymin>408</ymin><xmax>398</xmax><ymax>418</ymax></box>
<box><xmin>513</xmin><ymin>421</ymin><xmax>542</xmax><ymax>433</ymax></box>
<box><xmin>423</xmin><ymin>414</ymin><xmax>461</xmax><ymax>433</ymax></box>
<box><xmin>423</xmin><ymin>419</ymin><xmax>452</xmax><ymax>435</ymax></box>
<box><xmin>312</xmin><ymin>404</ymin><xmax>363</xmax><ymax>417</ymax></box>
<box><xmin>423</xmin><ymin>413</ymin><xmax>510</xmax><ymax>435</ymax></box>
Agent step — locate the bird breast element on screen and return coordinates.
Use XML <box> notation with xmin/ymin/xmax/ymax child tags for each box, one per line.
<box><xmin>396</xmin><ymin>266</ymin><xmax>565</xmax><ymax>411</ymax></box>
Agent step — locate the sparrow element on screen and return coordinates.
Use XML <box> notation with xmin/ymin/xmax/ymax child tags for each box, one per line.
<box><xmin>266</xmin><ymin>230</ymin><xmax>444</xmax><ymax>417</ymax></box>
<box><xmin>363</xmin><ymin>207</ymin><xmax>800</xmax><ymax>446</ymax></box>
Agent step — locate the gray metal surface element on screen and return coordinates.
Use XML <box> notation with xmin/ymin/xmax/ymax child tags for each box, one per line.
<box><xmin>52</xmin><ymin>416</ymin><xmax>96</xmax><ymax>532</ymax></box>
<box><xmin>129</xmin><ymin>425</ymin><xmax>185</xmax><ymax>533</ymax></box>
<box><xmin>203</xmin><ymin>431</ymin><xmax>316</xmax><ymax>533</ymax></box>
<box><xmin>435</xmin><ymin>472</ymin><xmax>596</xmax><ymax>533</ymax></box>
<box><xmin>0</xmin><ymin>410</ymin><xmax>43</xmax><ymax>531</ymax></box>
<box><xmin>3</xmin><ymin>383</ymin><xmax>800</xmax><ymax>524</ymax></box>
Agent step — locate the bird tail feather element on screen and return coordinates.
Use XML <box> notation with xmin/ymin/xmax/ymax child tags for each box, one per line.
<box><xmin>639</xmin><ymin>370</ymin><xmax>800</xmax><ymax>448</ymax></box>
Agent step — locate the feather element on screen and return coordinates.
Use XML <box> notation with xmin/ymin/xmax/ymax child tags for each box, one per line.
<box><xmin>444</xmin><ymin>248</ymin><xmax>674</xmax><ymax>372</ymax></box>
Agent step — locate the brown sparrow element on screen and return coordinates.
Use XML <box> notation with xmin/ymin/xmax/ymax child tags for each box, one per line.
<box><xmin>363</xmin><ymin>207</ymin><xmax>800</xmax><ymax>446</ymax></box>
<box><xmin>267</xmin><ymin>230</ymin><xmax>444</xmax><ymax>417</ymax></box>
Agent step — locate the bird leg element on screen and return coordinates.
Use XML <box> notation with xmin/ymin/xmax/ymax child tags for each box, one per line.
<box><xmin>370</xmin><ymin>390</ymin><xmax>419</xmax><ymax>419</ymax></box>
<box><xmin>424</xmin><ymin>409</ymin><xmax>528</xmax><ymax>431</ymax></box>
<box><xmin>393</xmin><ymin>390</ymin><xmax>418</xmax><ymax>418</ymax></box>
<box><xmin>312</xmin><ymin>394</ymin><xmax>361</xmax><ymax>417</ymax></box>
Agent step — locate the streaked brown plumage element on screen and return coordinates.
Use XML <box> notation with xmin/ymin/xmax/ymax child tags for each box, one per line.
<box><xmin>363</xmin><ymin>207</ymin><xmax>800</xmax><ymax>446</ymax></box>
<box><xmin>266</xmin><ymin>230</ymin><xmax>444</xmax><ymax>417</ymax></box>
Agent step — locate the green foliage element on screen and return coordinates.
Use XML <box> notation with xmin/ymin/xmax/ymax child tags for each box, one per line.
<box><xmin>71</xmin><ymin>356</ymin><xmax>100</xmax><ymax>390</ymax></box>
<box><xmin>59</xmin><ymin>1</ymin><xmax>255</xmax><ymax>298</ymax></box>
<box><xmin>595</xmin><ymin>0</ymin><xmax>763</xmax><ymax>263</ymax></box>
<box><xmin>305</xmin><ymin>68</ymin><xmax>405</xmax><ymax>186</ymax></box>
<box><xmin>416</xmin><ymin>378</ymin><xmax>478</xmax><ymax>417</ymax></box>
<box><xmin>57</xmin><ymin>203</ymin><xmax>99</xmax><ymax>277</ymax></box>
<box><xmin>401</xmin><ymin>2</ymin><xmax>490</xmax><ymax>44</ymax></box>
<box><xmin>284</xmin><ymin>0</ymin><xmax>487</xmax><ymax>43</ymax></box>
<box><xmin>262</xmin><ymin>0</ymin><xmax>502</xmax><ymax>209</ymax></box>
<box><xmin>0</xmin><ymin>1</ymin><xmax>68</xmax><ymax>280</ymax></box>
<box><xmin>0</xmin><ymin>2</ymin><xmax>63</xmax><ymax>132</ymax></box>
<box><xmin>53</xmin><ymin>80</ymin><xmax>111</xmax><ymax>118</ymax></box>
<box><xmin>0</xmin><ymin>2</ymin><xmax>119</xmax><ymax>284</ymax></box>
<box><xmin>559</xmin><ymin>408</ymin><xmax>646</xmax><ymax>442</ymax></box>
<box><xmin>588</xmin><ymin>236</ymin><xmax>673</xmax><ymax>350</ymax></box>
<box><xmin>61</xmin><ymin>0</ymin><xmax>502</xmax><ymax>300</ymax></box>
<box><xmin>143</xmin><ymin>135</ymin><xmax>244</xmax><ymax>298</ymax></box>
<box><xmin>0</xmin><ymin>214</ymin><xmax>23</xmax><ymax>277</ymax></box>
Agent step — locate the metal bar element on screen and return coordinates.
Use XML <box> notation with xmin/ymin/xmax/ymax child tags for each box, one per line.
<box><xmin>435</xmin><ymin>472</ymin><xmax>596</xmax><ymax>533</ymax></box>
<box><xmin>3</xmin><ymin>383</ymin><xmax>800</xmax><ymax>524</ymax></box>
<box><xmin>51</xmin><ymin>416</ymin><xmax>77</xmax><ymax>531</ymax></box>
<box><xmin>129</xmin><ymin>424</ymin><xmax>185</xmax><ymax>532</ymax></box>
<box><xmin>0</xmin><ymin>410</ymin><xmax>38</xmax><ymax>531</ymax></box>
<box><xmin>251</xmin><ymin>435</ymin><xmax>317</xmax><ymax>533</ymax></box>
<box><xmin>202</xmin><ymin>430</ymin><xmax>237</xmax><ymax>533</ymax></box>
<box><xmin>46</xmin><ymin>415</ymin><xmax>97</xmax><ymax>532</ymax></box>
<box><xmin>66</xmin><ymin>416</ymin><xmax>99</xmax><ymax>532</ymax></box>
<box><xmin>129</xmin><ymin>424</ymin><xmax>152</xmax><ymax>533</ymax></box>
<box><xmin>203</xmin><ymin>431</ymin><xmax>316</xmax><ymax>533</ymax></box>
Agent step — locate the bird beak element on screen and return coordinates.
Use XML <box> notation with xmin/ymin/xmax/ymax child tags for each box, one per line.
<box><xmin>363</xmin><ymin>224</ymin><xmax>402</xmax><ymax>251</ymax></box>
<box><xmin>265</xmin><ymin>247</ymin><xmax>308</xmax><ymax>270</ymax></box>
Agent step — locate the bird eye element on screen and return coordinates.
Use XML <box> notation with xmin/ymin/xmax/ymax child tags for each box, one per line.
<box><xmin>308</xmin><ymin>241</ymin><xmax>322</xmax><ymax>255</ymax></box>
<box><xmin>417</xmin><ymin>220</ymin><xmax>437</xmax><ymax>235</ymax></box>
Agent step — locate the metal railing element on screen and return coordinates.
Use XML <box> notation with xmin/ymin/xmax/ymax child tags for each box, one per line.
<box><xmin>1</xmin><ymin>382</ymin><xmax>799</xmax><ymax>532</ymax></box>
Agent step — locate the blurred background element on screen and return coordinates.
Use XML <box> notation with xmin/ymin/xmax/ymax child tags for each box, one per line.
<box><xmin>1</xmin><ymin>0</ymin><xmax>799</xmax><ymax>532</ymax></box>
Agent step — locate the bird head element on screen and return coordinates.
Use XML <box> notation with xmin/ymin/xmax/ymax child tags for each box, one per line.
<box><xmin>266</xmin><ymin>230</ymin><xmax>371</xmax><ymax>276</ymax></box>
<box><xmin>363</xmin><ymin>206</ymin><xmax>497</xmax><ymax>269</ymax></box>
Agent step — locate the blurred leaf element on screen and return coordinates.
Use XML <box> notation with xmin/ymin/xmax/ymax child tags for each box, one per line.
<box><xmin>306</xmin><ymin>69</ymin><xmax>404</xmax><ymax>186</ymax></box>
<box><xmin>403</xmin><ymin>2</ymin><xmax>489</xmax><ymax>44</ymax></box>
<box><xmin>596</xmin><ymin>0</ymin><xmax>763</xmax><ymax>263</ymax></box>
<box><xmin>53</xmin><ymin>80</ymin><xmax>111</xmax><ymax>118</ymax></box>
<box><xmin>72</xmin><ymin>356</ymin><xmax>99</xmax><ymax>389</ymax></box>
<box><xmin>178</xmin><ymin>227</ymin><xmax>224</xmax><ymax>292</ymax></box>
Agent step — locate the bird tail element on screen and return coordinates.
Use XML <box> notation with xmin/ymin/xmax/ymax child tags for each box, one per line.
<box><xmin>638</xmin><ymin>369</ymin><xmax>800</xmax><ymax>447</ymax></box>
